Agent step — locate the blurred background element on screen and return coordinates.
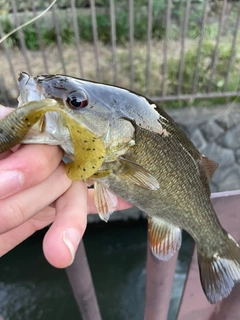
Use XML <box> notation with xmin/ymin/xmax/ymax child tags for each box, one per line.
<box><xmin>0</xmin><ymin>1</ymin><xmax>240</xmax><ymax>319</ymax></box>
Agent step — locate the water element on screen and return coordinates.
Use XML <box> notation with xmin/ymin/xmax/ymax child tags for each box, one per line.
<box><xmin>0</xmin><ymin>219</ymin><xmax>193</xmax><ymax>320</ymax></box>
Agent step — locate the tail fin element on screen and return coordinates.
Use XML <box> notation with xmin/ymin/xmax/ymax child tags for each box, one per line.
<box><xmin>198</xmin><ymin>234</ymin><xmax>240</xmax><ymax>304</ymax></box>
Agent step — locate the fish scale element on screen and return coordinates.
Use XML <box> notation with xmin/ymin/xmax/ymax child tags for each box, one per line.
<box><xmin>102</xmin><ymin>124</ymin><xmax>216</xmax><ymax>230</ymax></box>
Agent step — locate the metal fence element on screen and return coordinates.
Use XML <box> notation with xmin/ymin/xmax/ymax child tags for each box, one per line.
<box><xmin>0</xmin><ymin>0</ymin><xmax>240</xmax><ymax>106</ymax></box>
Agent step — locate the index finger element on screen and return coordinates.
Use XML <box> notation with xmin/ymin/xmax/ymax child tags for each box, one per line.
<box><xmin>0</xmin><ymin>105</ymin><xmax>64</xmax><ymax>199</ymax></box>
<box><xmin>0</xmin><ymin>104</ymin><xmax>14</xmax><ymax>118</ymax></box>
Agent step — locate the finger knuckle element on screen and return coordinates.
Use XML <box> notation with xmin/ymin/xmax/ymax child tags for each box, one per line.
<box><xmin>1</xmin><ymin>200</ymin><xmax>26</xmax><ymax>232</ymax></box>
<box><xmin>20</xmin><ymin>145</ymin><xmax>62</xmax><ymax>175</ymax></box>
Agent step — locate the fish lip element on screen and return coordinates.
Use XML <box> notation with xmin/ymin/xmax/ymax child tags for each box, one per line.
<box><xmin>18</xmin><ymin>71</ymin><xmax>30</xmax><ymax>85</ymax></box>
<box><xmin>36</xmin><ymin>74</ymin><xmax>58</xmax><ymax>82</ymax></box>
<box><xmin>17</xmin><ymin>71</ymin><xmax>46</xmax><ymax>106</ymax></box>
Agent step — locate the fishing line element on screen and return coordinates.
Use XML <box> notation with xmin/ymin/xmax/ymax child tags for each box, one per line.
<box><xmin>0</xmin><ymin>0</ymin><xmax>58</xmax><ymax>44</ymax></box>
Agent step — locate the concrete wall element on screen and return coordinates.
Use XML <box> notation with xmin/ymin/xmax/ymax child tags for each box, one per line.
<box><xmin>169</xmin><ymin>103</ymin><xmax>240</xmax><ymax>193</ymax></box>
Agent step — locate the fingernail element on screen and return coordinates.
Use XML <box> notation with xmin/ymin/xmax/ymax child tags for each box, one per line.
<box><xmin>62</xmin><ymin>228</ymin><xmax>81</xmax><ymax>265</ymax></box>
<box><xmin>0</xmin><ymin>170</ymin><xmax>24</xmax><ymax>199</ymax></box>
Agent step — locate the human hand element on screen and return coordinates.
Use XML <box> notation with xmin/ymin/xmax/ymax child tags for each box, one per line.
<box><xmin>0</xmin><ymin>105</ymin><xmax>132</xmax><ymax>268</ymax></box>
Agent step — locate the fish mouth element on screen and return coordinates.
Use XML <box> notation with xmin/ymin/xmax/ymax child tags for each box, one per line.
<box><xmin>18</xmin><ymin>71</ymin><xmax>46</xmax><ymax>106</ymax></box>
<box><xmin>17</xmin><ymin>71</ymin><xmax>73</xmax><ymax>150</ymax></box>
<box><xmin>0</xmin><ymin>71</ymin><xmax>107</xmax><ymax>181</ymax></box>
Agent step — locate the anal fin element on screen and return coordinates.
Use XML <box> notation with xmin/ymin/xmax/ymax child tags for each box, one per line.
<box><xmin>94</xmin><ymin>181</ymin><xmax>118</xmax><ymax>222</ymax></box>
<box><xmin>148</xmin><ymin>216</ymin><xmax>182</xmax><ymax>261</ymax></box>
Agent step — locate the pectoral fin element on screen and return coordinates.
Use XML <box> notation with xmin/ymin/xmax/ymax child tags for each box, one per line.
<box><xmin>94</xmin><ymin>181</ymin><xmax>118</xmax><ymax>222</ymax></box>
<box><xmin>148</xmin><ymin>216</ymin><xmax>182</xmax><ymax>261</ymax></box>
<box><xmin>119</xmin><ymin>158</ymin><xmax>159</xmax><ymax>190</ymax></box>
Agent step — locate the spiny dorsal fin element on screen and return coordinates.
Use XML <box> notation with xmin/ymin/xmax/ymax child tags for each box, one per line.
<box><xmin>201</xmin><ymin>155</ymin><xmax>218</xmax><ymax>180</ymax></box>
<box><xmin>148</xmin><ymin>216</ymin><xmax>182</xmax><ymax>261</ymax></box>
<box><xmin>94</xmin><ymin>181</ymin><xmax>118</xmax><ymax>222</ymax></box>
<box><xmin>119</xmin><ymin>157</ymin><xmax>160</xmax><ymax>190</ymax></box>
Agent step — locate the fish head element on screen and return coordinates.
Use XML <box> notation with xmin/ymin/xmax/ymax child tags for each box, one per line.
<box><xmin>17</xmin><ymin>72</ymin><xmax>118</xmax><ymax>180</ymax></box>
<box><xmin>18</xmin><ymin>72</ymin><xmax>139</xmax><ymax>158</ymax></box>
<box><xmin>18</xmin><ymin>71</ymin><xmax>112</xmax><ymax>139</ymax></box>
<box><xmin>17</xmin><ymin>72</ymin><xmax>138</xmax><ymax>180</ymax></box>
<box><xmin>19</xmin><ymin>71</ymin><xmax>164</xmax><ymax>136</ymax></box>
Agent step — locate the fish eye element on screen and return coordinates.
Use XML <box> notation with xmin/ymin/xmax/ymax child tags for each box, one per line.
<box><xmin>66</xmin><ymin>91</ymin><xmax>88</xmax><ymax>110</ymax></box>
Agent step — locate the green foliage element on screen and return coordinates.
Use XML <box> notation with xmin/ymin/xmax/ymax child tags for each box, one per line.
<box><xmin>165</xmin><ymin>39</ymin><xmax>240</xmax><ymax>108</ymax></box>
<box><xmin>0</xmin><ymin>16</ymin><xmax>75</xmax><ymax>50</ymax></box>
<box><xmin>116</xmin><ymin>50</ymin><xmax>148</xmax><ymax>93</ymax></box>
<box><xmin>0</xmin><ymin>16</ymin><xmax>19</xmax><ymax>48</ymax></box>
<box><xmin>204</xmin><ymin>23</ymin><xmax>219</xmax><ymax>40</ymax></box>
<box><xmin>23</xmin><ymin>24</ymin><xmax>39</xmax><ymax>50</ymax></box>
<box><xmin>0</xmin><ymin>0</ymin><xmax>211</xmax><ymax>49</ymax></box>
<box><xmin>77</xmin><ymin>14</ymin><xmax>93</xmax><ymax>42</ymax></box>
<box><xmin>42</xmin><ymin>23</ymin><xmax>75</xmax><ymax>47</ymax></box>
<box><xmin>2</xmin><ymin>1</ymin><xmax>240</xmax><ymax>47</ymax></box>
<box><xmin>2</xmin><ymin>1</ymin><xmax>240</xmax><ymax>109</ymax></box>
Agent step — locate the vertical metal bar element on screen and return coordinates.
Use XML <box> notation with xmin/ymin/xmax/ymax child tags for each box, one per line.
<box><xmin>145</xmin><ymin>0</ymin><xmax>152</xmax><ymax>96</ymax></box>
<box><xmin>0</xmin><ymin>90</ymin><xmax>9</xmax><ymax>107</ymax></box>
<box><xmin>0</xmin><ymin>24</ymin><xmax>18</xmax><ymax>92</ymax></box>
<box><xmin>144</xmin><ymin>240</ymin><xmax>178</xmax><ymax>320</ymax></box>
<box><xmin>129</xmin><ymin>0</ymin><xmax>134</xmax><ymax>90</ymax></box>
<box><xmin>177</xmin><ymin>0</ymin><xmax>191</xmax><ymax>95</ymax></box>
<box><xmin>192</xmin><ymin>0</ymin><xmax>208</xmax><ymax>94</ymax></box>
<box><xmin>207</xmin><ymin>0</ymin><xmax>228</xmax><ymax>92</ymax></box>
<box><xmin>66</xmin><ymin>241</ymin><xmax>102</xmax><ymax>320</ymax></box>
<box><xmin>224</xmin><ymin>5</ymin><xmax>240</xmax><ymax>91</ymax></box>
<box><xmin>0</xmin><ymin>76</ymin><xmax>10</xmax><ymax>106</ymax></box>
<box><xmin>30</xmin><ymin>0</ymin><xmax>49</xmax><ymax>73</ymax></box>
<box><xmin>9</xmin><ymin>0</ymin><xmax>32</xmax><ymax>74</ymax></box>
<box><xmin>109</xmin><ymin>0</ymin><xmax>117</xmax><ymax>85</ymax></box>
<box><xmin>51</xmin><ymin>4</ymin><xmax>66</xmax><ymax>74</ymax></box>
<box><xmin>90</xmin><ymin>0</ymin><xmax>101</xmax><ymax>81</ymax></box>
<box><xmin>70</xmin><ymin>0</ymin><xmax>84</xmax><ymax>78</ymax></box>
<box><xmin>162</xmin><ymin>0</ymin><xmax>172</xmax><ymax>96</ymax></box>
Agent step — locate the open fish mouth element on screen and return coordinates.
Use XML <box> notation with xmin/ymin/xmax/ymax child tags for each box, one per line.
<box><xmin>18</xmin><ymin>71</ymin><xmax>46</xmax><ymax>105</ymax></box>
<box><xmin>18</xmin><ymin>71</ymin><xmax>73</xmax><ymax>151</ymax></box>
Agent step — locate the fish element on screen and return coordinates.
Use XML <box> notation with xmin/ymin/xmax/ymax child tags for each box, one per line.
<box><xmin>0</xmin><ymin>71</ymin><xmax>240</xmax><ymax>304</ymax></box>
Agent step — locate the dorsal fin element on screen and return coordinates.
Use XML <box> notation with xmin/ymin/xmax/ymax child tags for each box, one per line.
<box><xmin>201</xmin><ymin>155</ymin><xmax>218</xmax><ymax>180</ymax></box>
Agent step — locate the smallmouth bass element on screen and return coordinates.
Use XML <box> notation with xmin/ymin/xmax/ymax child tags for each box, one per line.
<box><xmin>0</xmin><ymin>71</ymin><xmax>240</xmax><ymax>304</ymax></box>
